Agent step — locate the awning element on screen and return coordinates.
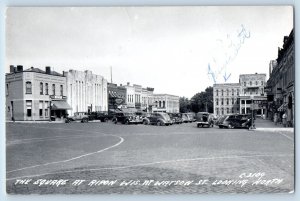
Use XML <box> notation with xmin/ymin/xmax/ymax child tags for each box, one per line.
<box><xmin>277</xmin><ymin>103</ymin><xmax>288</xmax><ymax>112</ymax></box>
<box><xmin>52</xmin><ymin>100</ymin><xmax>72</xmax><ymax>110</ymax></box>
<box><xmin>109</xmin><ymin>91</ymin><xmax>124</xmax><ymax>98</ymax></box>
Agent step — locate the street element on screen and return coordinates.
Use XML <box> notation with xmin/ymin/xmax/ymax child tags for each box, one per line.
<box><xmin>6</xmin><ymin>119</ymin><xmax>294</xmax><ymax>194</ymax></box>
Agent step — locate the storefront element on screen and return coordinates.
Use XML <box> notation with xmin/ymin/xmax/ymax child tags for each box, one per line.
<box><xmin>50</xmin><ymin>95</ymin><xmax>72</xmax><ymax>121</ymax></box>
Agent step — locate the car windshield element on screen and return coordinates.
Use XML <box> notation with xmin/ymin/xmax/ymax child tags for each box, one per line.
<box><xmin>160</xmin><ymin>113</ymin><xmax>170</xmax><ymax>119</ymax></box>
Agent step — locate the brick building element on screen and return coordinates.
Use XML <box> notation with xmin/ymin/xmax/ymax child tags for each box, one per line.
<box><xmin>213</xmin><ymin>83</ymin><xmax>240</xmax><ymax>116</ymax></box>
<box><xmin>213</xmin><ymin>73</ymin><xmax>267</xmax><ymax>116</ymax></box>
<box><xmin>152</xmin><ymin>94</ymin><xmax>180</xmax><ymax>113</ymax></box>
<box><xmin>107</xmin><ymin>83</ymin><xmax>127</xmax><ymax>110</ymax></box>
<box><xmin>266</xmin><ymin>29</ymin><xmax>294</xmax><ymax>126</ymax></box>
<box><xmin>6</xmin><ymin>66</ymin><xmax>71</xmax><ymax>121</ymax></box>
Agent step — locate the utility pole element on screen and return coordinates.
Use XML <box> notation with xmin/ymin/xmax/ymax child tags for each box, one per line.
<box><xmin>110</xmin><ymin>66</ymin><xmax>113</xmax><ymax>83</ymax></box>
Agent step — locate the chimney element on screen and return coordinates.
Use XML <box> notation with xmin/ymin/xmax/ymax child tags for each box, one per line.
<box><xmin>120</xmin><ymin>84</ymin><xmax>122</xmax><ymax>86</ymax></box>
<box><xmin>127</xmin><ymin>82</ymin><xmax>130</xmax><ymax>86</ymax></box>
<box><xmin>16</xmin><ymin>65</ymin><xmax>23</xmax><ymax>72</ymax></box>
<box><xmin>9</xmin><ymin>65</ymin><xmax>15</xmax><ymax>73</ymax></box>
<box><xmin>45</xmin><ymin>66</ymin><xmax>51</xmax><ymax>74</ymax></box>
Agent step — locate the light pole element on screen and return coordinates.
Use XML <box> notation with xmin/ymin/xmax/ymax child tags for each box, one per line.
<box><xmin>250</xmin><ymin>95</ymin><xmax>255</xmax><ymax>129</ymax></box>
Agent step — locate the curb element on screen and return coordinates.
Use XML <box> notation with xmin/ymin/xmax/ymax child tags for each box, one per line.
<box><xmin>255</xmin><ymin>128</ymin><xmax>294</xmax><ymax>132</ymax></box>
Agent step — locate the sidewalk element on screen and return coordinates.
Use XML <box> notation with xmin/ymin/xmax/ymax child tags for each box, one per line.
<box><xmin>254</xmin><ymin>117</ymin><xmax>294</xmax><ymax>132</ymax></box>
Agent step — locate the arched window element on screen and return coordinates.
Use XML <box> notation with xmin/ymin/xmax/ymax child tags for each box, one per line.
<box><xmin>52</xmin><ymin>84</ymin><xmax>55</xmax><ymax>95</ymax></box>
<box><xmin>221</xmin><ymin>90</ymin><xmax>224</xmax><ymax>96</ymax></box>
<box><xmin>26</xmin><ymin>81</ymin><xmax>32</xmax><ymax>94</ymax></box>
<box><xmin>163</xmin><ymin>101</ymin><xmax>165</xmax><ymax>108</ymax></box>
<box><xmin>216</xmin><ymin>90</ymin><xmax>219</xmax><ymax>96</ymax></box>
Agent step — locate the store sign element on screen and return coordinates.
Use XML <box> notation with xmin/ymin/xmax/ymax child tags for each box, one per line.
<box><xmin>115</xmin><ymin>98</ymin><xmax>123</xmax><ymax>105</ymax></box>
<box><xmin>50</xmin><ymin>95</ymin><xmax>67</xmax><ymax>99</ymax></box>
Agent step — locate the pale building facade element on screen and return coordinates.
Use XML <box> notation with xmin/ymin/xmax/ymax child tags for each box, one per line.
<box><xmin>65</xmin><ymin>69</ymin><xmax>108</xmax><ymax>115</ymax></box>
<box><xmin>152</xmin><ymin>94</ymin><xmax>180</xmax><ymax>113</ymax></box>
<box><xmin>124</xmin><ymin>82</ymin><xmax>135</xmax><ymax>108</ymax></box>
<box><xmin>213</xmin><ymin>83</ymin><xmax>241</xmax><ymax>116</ymax></box>
<box><xmin>6</xmin><ymin>66</ymin><xmax>70</xmax><ymax>121</ymax></box>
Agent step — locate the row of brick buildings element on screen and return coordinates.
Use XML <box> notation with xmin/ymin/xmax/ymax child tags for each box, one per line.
<box><xmin>266</xmin><ymin>29</ymin><xmax>294</xmax><ymax>126</ymax></box>
<box><xmin>6</xmin><ymin>66</ymin><xmax>179</xmax><ymax>121</ymax></box>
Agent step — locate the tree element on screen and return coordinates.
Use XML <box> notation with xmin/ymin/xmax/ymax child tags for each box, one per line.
<box><xmin>179</xmin><ymin>97</ymin><xmax>191</xmax><ymax>113</ymax></box>
<box><xmin>190</xmin><ymin>86</ymin><xmax>213</xmax><ymax>113</ymax></box>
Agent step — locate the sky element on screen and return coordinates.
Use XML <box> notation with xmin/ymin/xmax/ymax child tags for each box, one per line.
<box><xmin>6</xmin><ymin>6</ymin><xmax>293</xmax><ymax>98</ymax></box>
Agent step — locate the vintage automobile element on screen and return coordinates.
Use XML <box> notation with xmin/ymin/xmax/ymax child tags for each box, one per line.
<box><xmin>181</xmin><ymin>113</ymin><xmax>191</xmax><ymax>123</ymax></box>
<box><xmin>195</xmin><ymin>112</ymin><xmax>214</xmax><ymax>128</ymax></box>
<box><xmin>112</xmin><ymin>112</ymin><xmax>139</xmax><ymax>125</ymax></box>
<box><xmin>87</xmin><ymin>111</ymin><xmax>109</xmax><ymax>122</ymax></box>
<box><xmin>65</xmin><ymin>112</ymin><xmax>89</xmax><ymax>123</ymax></box>
<box><xmin>187</xmin><ymin>112</ymin><xmax>196</xmax><ymax>122</ymax></box>
<box><xmin>147</xmin><ymin>112</ymin><xmax>173</xmax><ymax>126</ymax></box>
<box><xmin>168</xmin><ymin>113</ymin><xmax>183</xmax><ymax>124</ymax></box>
<box><xmin>218</xmin><ymin>114</ymin><xmax>253</xmax><ymax>129</ymax></box>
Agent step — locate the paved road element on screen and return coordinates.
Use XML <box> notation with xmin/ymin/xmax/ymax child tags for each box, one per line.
<box><xmin>6</xmin><ymin>121</ymin><xmax>294</xmax><ymax>194</ymax></box>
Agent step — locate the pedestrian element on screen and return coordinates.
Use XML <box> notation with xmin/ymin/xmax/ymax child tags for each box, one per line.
<box><xmin>282</xmin><ymin>112</ymin><xmax>287</xmax><ymax>127</ymax></box>
<box><xmin>274</xmin><ymin>113</ymin><xmax>278</xmax><ymax>125</ymax></box>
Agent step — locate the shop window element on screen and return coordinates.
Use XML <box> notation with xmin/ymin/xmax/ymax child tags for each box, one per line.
<box><xmin>26</xmin><ymin>100</ymin><xmax>32</xmax><ymax>117</ymax></box>
<box><xmin>52</xmin><ymin>84</ymin><xmax>55</xmax><ymax>95</ymax></box>
<box><xmin>45</xmin><ymin>101</ymin><xmax>49</xmax><ymax>117</ymax></box>
<box><xmin>40</xmin><ymin>82</ymin><xmax>43</xmax><ymax>95</ymax></box>
<box><xmin>26</xmin><ymin>81</ymin><xmax>32</xmax><ymax>94</ymax></box>
<box><xmin>39</xmin><ymin>101</ymin><xmax>43</xmax><ymax>117</ymax></box>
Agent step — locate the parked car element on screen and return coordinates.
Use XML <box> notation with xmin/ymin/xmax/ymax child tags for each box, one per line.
<box><xmin>140</xmin><ymin>113</ymin><xmax>151</xmax><ymax>125</ymax></box>
<box><xmin>218</xmin><ymin>114</ymin><xmax>253</xmax><ymax>129</ymax></box>
<box><xmin>88</xmin><ymin>111</ymin><xmax>109</xmax><ymax>122</ymax></box>
<box><xmin>195</xmin><ymin>112</ymin><xmax>214</xmax><ymax>128</ymax></box>
<box><xmin>181</xmin><ymin>113</ymin><xmax>191</xmax><ymax>123</ymax></box>
<box><xmin>187</xmin><ymin>112</ymin><xmax>196</xmax><ymax>122</ymax></box>
<box><xmin>134</xmin><ymin>112</ymin><xmax>145</xmax><ymax>124</ymax></box>
<box><xmin>65</xmin><ymin>112</ymin><xmax>89</xmax><ymax>123</ymax></box>
<box><xmin>148</xmin><ymin>112</ymin><xmax>173</xmax><ymax>126</ymax></box>
<box><xmin>112</xmin><ymin>112</ymin><xmax>139</xmax><ymax>125</ymax></box>
<box><xmin>168</xmin><ymin>113</ymin><xmax>183</xmax><ymax>124</ymax></box>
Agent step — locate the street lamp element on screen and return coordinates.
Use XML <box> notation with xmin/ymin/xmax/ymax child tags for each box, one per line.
<box><xmin>250</xmin><ymin>95</ymin><xmax>255</xmax><ymax>130</ymax></box>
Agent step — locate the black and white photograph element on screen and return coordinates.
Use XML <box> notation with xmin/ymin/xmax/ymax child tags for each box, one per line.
<box><xmin>5</xmin><ymin>6</ymin><xmax>294</xmax><ymax>194</ymax></box>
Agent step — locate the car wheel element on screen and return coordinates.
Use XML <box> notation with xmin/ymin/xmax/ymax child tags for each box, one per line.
<box><xmin>219</xmin><ymin>125</ymin><xmax>223</xmax><ymax>128</ymax></box>
<box><xmin>125</xmin><ymin>120</ymin><xmax>129</xmax><ymax>125</ymax></box>
<box><xmin>197</xmin><ymin>124</ymin><xmax>200</xmax><ymax>128</ymax></box>
<box><xmin>143</xmin><ymin>120</ymin><xmax>148</xmax><ymax>125</ymax></box>
<box><xmin>228</xmin><ymin>124</ymin><xmax>233</xmax><ymax>129</ymax></box>
<box><xmin>113</xmin><ymin>119</ymin><xmax>117</xmax><ymax>124</ymax></box>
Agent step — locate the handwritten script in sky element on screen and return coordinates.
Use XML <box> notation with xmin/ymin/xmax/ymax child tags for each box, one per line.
<box><xmin>208</xmin><ymin>25</ymin><xmax>251</xmax><ymax>84</ymax></box>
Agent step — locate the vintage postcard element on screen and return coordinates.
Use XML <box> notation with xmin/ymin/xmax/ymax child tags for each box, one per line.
<box><xmin>5</xmin><ymin>6</ymin><xmax>294</xmax><ymax>194</ymax></box>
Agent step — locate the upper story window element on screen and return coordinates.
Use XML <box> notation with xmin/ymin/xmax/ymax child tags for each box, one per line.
<box><xmin>255</xmin><ymin>81</ymin><xmax>258</xmax><ymax>85</ymax></box>
<box><xmin>221</xmin><ymin>90</ymin><xmax>224</xmax><ymax>96</ymax></box>
<box><xmin>26</xmin><ymin>81</ymin><xmax>32</xmax><ymax>94</ymax></box>
<box><xmin>60</xmin><ymin>85</ymin><xmax>63</xmax><ymax>96</ymax></box>
<box><xmin>232</xmin><ymin>89</ymin><xmax>234</xmax><ymax>96</ymax></box>
<box><xmin>261</xmin><ymin>81</ymin><xmax>264</xmax><ymax>86</ymax></box>
<box><xmin>237</xmin><ymin>89</ymin><xmax>240</xmax><ymax>96</ymax></box>
<box><xmin>52</xmin><ymin>84</ymin><xmax>55</xmax><ymax>95</ymax></box>
<box><xmin>244</xmin><ymin>82</ymin><xmax>246</xmax><ymax>87</ymax></box>
<box><xmin>45</xmin><ymin>83</ymin><xmax>49</xmax><ymax>95</ymax></box>
<box><xmin>216</xmin><ymin>98</ymin><xmax>218</xmax><ymax>105</ymax></box>
<box><xmin>40</xmin><ymin>82</ymin><xmax>43</xmax><ymax>95</ymax></box>
<box><xmin>216</xmin><ymin>90</ymin><xmax>219</xmax><ymax>96</ymax></box>
<box><xmin>6</xmin><ymin>83</ymin><xmax>8</xmax><ymax>96</ymax></box>
<box><xmin>227</xmin><ymin>89</ymin><xmax>229</xmax><ymax>96</ymax></box>
<box><xmin>250</xmin><ymin>81</ymin><xmax>252</xmax><ymax>86</ymax></box>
